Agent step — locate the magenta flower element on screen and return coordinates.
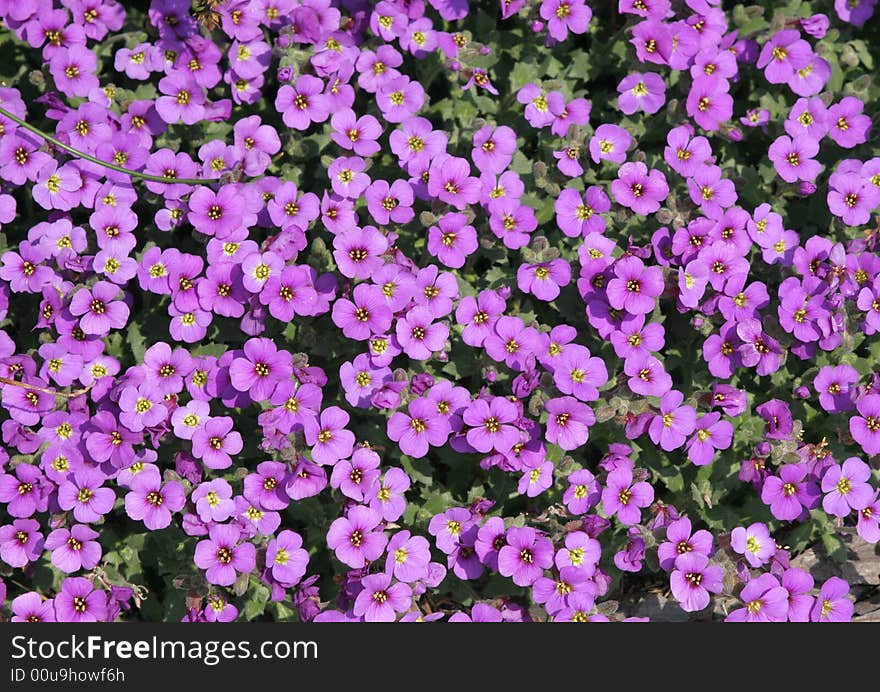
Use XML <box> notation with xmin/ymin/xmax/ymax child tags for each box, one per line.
<box><xmin>611</xmin><ymin>162</ymin><xmax>669</xmax><ymax>216</ymax></box>
<box><xmin>555</xmin><ymin>186</ymin><xmax>610</xmax><ymax>237</ymax></box>
<box><xmin>497</xmin><ymin>527</ymin><xmax>553</xmax><ymax>586</ymax></box>
<box><xmin>685</xmin><ymin>412</ymin><xmax>733</xmax><ymax>466</ymax></box>
<box><xmin>821</xmin><ymin>457</ymin><xmax>874</xmax><ymax>518</ymax></box>
<box><xmin>472</xmin><ymin>125</ymin><xmax>517</xmax><ymax>175</ymax></box>
<box><xmin>768</xmin><ymin>135</ymin><xmax>822</xmax><ymax>183</ymax></box>
<box><xmin>353</xmin><ymin>572</ymin><xmax>412</xmax><ymax>622</ymax></box>
<box><xmin>463</xmin><ymin>397</ymin><xmax>521</xmax><ymax>454</ymax></box>
<box><xmin>850</xmin><ymin>394</ymin><xmax>880</xmax><ymax>455</ymax></box>
<box><xmin>332</xmin><ymin>284</ymin><xmax>393</xmax><ymax>341</ymax></box>
<box><xmin>68</xmin><ymin>281</ymin><xmax>130</xmax><ymax>335</ymax></box>
<box><xmin>649</xmin><ymin>390</ymin><xmax>697</xmax><ymax>451</ymax></box>
<box><xmin>385</xmin><ymin>531</ymin><xmax>431</xmax><ymax>583</ymax></box>
<box><xmin>0</xmin><ymin>519</ymin><xmax>44</xmax><ymax>568</ymax></box>
<box><xmin>11</xmin><ymin>592</ymin><xmax>56</xmax><ymax>623</ymax></box>
<box><xmin>761</xmin><ymin>464</ymin><xmax>820</xmax><ymax>521</ymax></box>
<box><xmin>275</xmin><ymin>75</ymin><xmax>329</xmax><ymax>130</ymax></box>
<box><xmin>757</xmin><ymin>30</ymin><xmax>812</xmax><ymax>84</ymax></box>
<box><xmin>266</xmin><ymin>530</ymin><xmax>309</xmax><ymax>588</ymax></box>
<box><xmin>814</xmin><ymin>365</ymin><xmax>859</xmax><ymax>413</ymax></box>
<box><xmin>388</xmin><ymin>397</ymin><xmax>451</xmax><ymax>459</ymax></box>
<box><xmin>330</xmin><ymin>109</ymin><xmax>382</xmax><ymax>156</ymax></box>
<box><xmin>686</xmin><ymin>76</ymin><xmax>734</xmax><ymax>132</ymax></box>
<box><xmin>326</xmin><ymin>505</ymin><xmax>387</xmax><ymax>568</ymax></box>
<box><xmin>545</xmin><ymin>396</ymin><xmax>595</xmax><ymax>451</ymax></box>
<box><xmin>730</xmin><ymin>522</ymin><xmax>775</xmax><ymax>568</ymax></box>
<box><xmin>124</xmin><ymin>470</ymin><xmax>185</xmax><ymax>530</ymax></box>
<box><xmin>540</xmin><ymin>0</ymin><xmax>592</xmax><ymax>40</ymax></box>
<box><xmin>428</xmin><ymin>212</ymin><xmax>478</xmax><ymax>269</ymax></box>
<box><xmin>395</xmin><ymin>306</ymin><xmax>449</xmax><ymax>361</ymax></box>
<box><xmin>57</xmin><ymin>468</ymin><xmax>116</xmax><ymax>523</ymax></box>
<box><xmin>810</xmin><ymin>577</ymin><xmax>854</xmax><ymax>622</ymax></box>
<box><xmin>670</xmin><ymin>552</ymin><xmax>723</xmax><ymax>612</ymax></box>
<box><xmin>194</xmin><ymin>524</ymin><xmax>256</xmax><ymax>586</ymax></box>
<box><xmin>601</xmin><ymin>467</ymin><xmax>654</xmax><ymax>526</ymax></box>
<box><xmin>657</xmin><ymin>517</ymin><xmax>714</xmax><ymax>571</ymax></box>
<box><xmin>607</xmin><ymin>256</ymin><xmax>665</xmax><ymax>315</ymax></box>
<box><xmin>589</xmin><ymin>124</ymin><xmax>631</xmax><ymax>164</ymax></box>
<box><xmin>54</xmin><ymin>577</ymin><xmax>108</xmax><ymax>623</ymax></box>
<box><xmin>617</xmin><ymin>72</ymin><xmax>666</xmax><ymax>115</ymax></box>
<box><xmin>191</xmin><ymin>416</ymin><xmax>243</xmax><ymax>470</ymax></box>
<box><xmin>726</xmin><ymin>573</ymin><xmax>789</xmax><ymax>622</ymax></box>
<box><xmin>304</xmin><ymin>406</ymin><xmax>355</xmax><ymax>465</ymax></box>
<box><xmin>827</xmin><ymin>96</ymin><xmax>871</xmax><ymax>148</ymax></box>
<box><xmin>229</xmin><ymin>338</ymin><xmax>292</xmax><ymax>402</ymax></box>
<box><xmin>44</xmin><ymin>524</ymin><xmax>101</xmax><ymax>573</ymax></box>
<box><xmin>331</xmin><ymin>448</ymin><xmax>381</xmax><ymax>502</ymax></box>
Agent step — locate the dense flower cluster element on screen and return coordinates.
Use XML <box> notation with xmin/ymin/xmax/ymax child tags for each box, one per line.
<box><xmin>0</xmin><ymin>0</ymin><xmax>878</xmax><ymax>623</ymax></box>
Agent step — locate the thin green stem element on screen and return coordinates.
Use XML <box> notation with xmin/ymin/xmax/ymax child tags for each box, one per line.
<box><xmin>0</xmin><ymin>105</ymin><xmax>208</xmax><ymax>186</ymax></box>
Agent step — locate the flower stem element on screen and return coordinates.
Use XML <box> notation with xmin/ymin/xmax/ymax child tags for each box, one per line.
<box><xmin>0</xmin><ymin>376</ymin><xmax>91</xmax><ymax>399</ymax></box>
<box><xmin>0</xmin><ymin>105</ymin><xmax>207</xmax><ymax>186</ymax></box>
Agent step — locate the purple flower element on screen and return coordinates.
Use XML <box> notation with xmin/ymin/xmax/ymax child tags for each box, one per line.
<box><xmin>730</xmin><ymin>522</ymin><xmax>774</xmax><ymax>568</ymax></box>
<box><xmin>827</xmin><ymin>97</ymin><xmax>871</xmax><ymax>148</ymax></box>
<box><xmin>497</xmin><ymin>527</ymin><xmax>553</xmax><ymax>586</ymax></box>
<box><xmin>761</xmin><ymin>464</ymin><xmax>820</xmax><ymax>521</ymax></box>
<box><xmin>304</xmin><ymin>406</ymin><xmax>355</xmax><ymax>466</ymax></box>
<box><xmin>607</xmin><ymin>256</ymin><xmax>665</xmax><ymax>315</ymax></box>
<box><xmin>611</xmin><ymin>162</ymin><xmax>669</xmax><ymax>215</ymax></box>
<box><xmin>545</xmin><ymin>397</ymin><xmax>595</xmax><ymax>451</ymax></box>
<box><xmin>54</xmin><ymin>577</ymin><xmax>108</xmax><ymax>622</ymax></box>
<box><xmin>0</xmin><ymin>518</ymin><xmax>44</xmax><ymax>568</ymax></box>
<box><xmin>555</xmin><ymin>186</ymin><xmax>610</xmax><ymax>238</ymax></box>
<box><xmin>191</xmin><ymin>416</ymin><xmax>243</xmax><ymax>470</ymax></box>
<box><xmin>670</xmin><ymin>552</ymin><xmax>723</xmax><ymax>612</ymax></box>
<box><xmin>326</xmin><ymin>505</ymin><xmax>387</xmax><ymax>568</ymax></box>
<box><xmin>589</xmin><ymin>124</ymin><xmax>631</xmax><ymax>164</ymax></box>
<box><xmin>428</xmin><ymin>212</ymin><xmax>478</xmax><ymax>269</ymax></box>
<box><xmin>388</xmin><ymin>397</ymin><xmax>451</xmax><ymax>459</ymax></box>
<box><xmin>229</xmin><ymin>338</ymin><xmax>292</xmax><ymax>402</ymax></box>
<box><xmin>332</xmin><ymin>284</ymin><xmax>392</xmax><ymax>341</ymax></box>
<box><xmin>192</xmin><ymin>479</ymin><xmax>235</xmax><ymax>523</ymax></box>
<box><xmin>601</xmin><ymin>467</ymin><xmax>654</xmax><ymax>526</ymax></box>
<box><xmin>266</xmin><ymin>530</ymin><xmax>309</xmax><ymax>587</ymax></box>
<box><xmin>395</xmin><ymin>306</ymin><xmax>449</xmax><ymax>360</ymax></box>
<box><xmin>275</xmin><ymin>75</ymin><xmax>329</xmax><ymax>130</ymax></box>
<box><xmin>11</xmin><ymin>592</ymin><xmax>56</xmax><ymax>622</ymax></box>
<box><xmin>385</xmin><ymin>531</ymin><xmax>431</xmax><ymax>585</ymax></box>
<box><xmin>768</xmin><ymin>135</ymin><xmax>822</xmax><ymax>183</ymax></box>
<box><xmin>68</xmin><ymin>281</ymin><xmax>130</xmax><ymax>335</ymax></box>
<box><xmin>686</xmin><ymin>76</ymin><xmax>733</xmax><ymax>131</ymax></box>
<box><xmin>821</xmin><ymin>457</ymin><xmax>874</xmax><ymax>518</ymax></box>
<box><xmin>657</xmin><ymin>517</ymin><xmax>713</xmax><ymax>571</ymax></box>
<box><xmin>472</xmin><ymin>125</ymin><xmax>517</xmax><ymax>175</ymax></box>
<box><xmin>814</xmin><ymin>365</ymin><xmax>859</xmax><ymax>413</ymax></box>
<box><xmin>648</xmin><ymin>390</ymin><xmax>696</xmax><ymax>451</ymax></box>
<box><xmin>782</xmin><ymin>568</ymin><xmax>815</xmax><ymax>622</ymax></box>
<box><xmin>58</xmin><ymin>468</ymin><xmax>115</xmax><ymax>523</ymax></box>
<box><xmin>686</xmin><ymin>412</ymin><xmax>734</xmax><ymax>466</ymax></box>
<box><xmin>726</xmin><ymin>573</ymin><xmax>789</xmax><ymax>622</ymax></box>
<box><xmin>0</xmin><ymin>464</ymin><xmax>47</xmax><ymax>518</ymax></box>
<box><xmin>850</xmin><ymin>394</ymin><xmax>880</xmax><ymax>455</ymax></box>
<box><xmin>463</xmin><ymin>397</ymin><xmax>521</xmax><ymax>454</ymax></box>
<box><xmin>617</xmin><ymin>72</ymin><xmax>666</xmax><ymax>115</ymax></box>
<box><xmin>194</xmin><ymin>524</ymin><xmax>256</xmax><ymax>586</ymax></box>
<box><xmin>810</xmin><ymin>577</ymin><xmax>854</xmax><ymax>622</ymax></box>
<box><xmin>44</xmin><ymin>524</ymin><xmax>101</xmax><ymax>573</ymax></box>
<box><xmin>124</xmin><ymin>470</ymin><xmax>185</xmax><ymax>530</ymax></box>
<box><xmin>353</xmin><ymin>572</ymin><xmax>412</xmax><ymax>622</ymax></box>
<box><xmin>757</xmin><ymin>30</ymin><xmax>812</xmax><ymax>84</ymax></box>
